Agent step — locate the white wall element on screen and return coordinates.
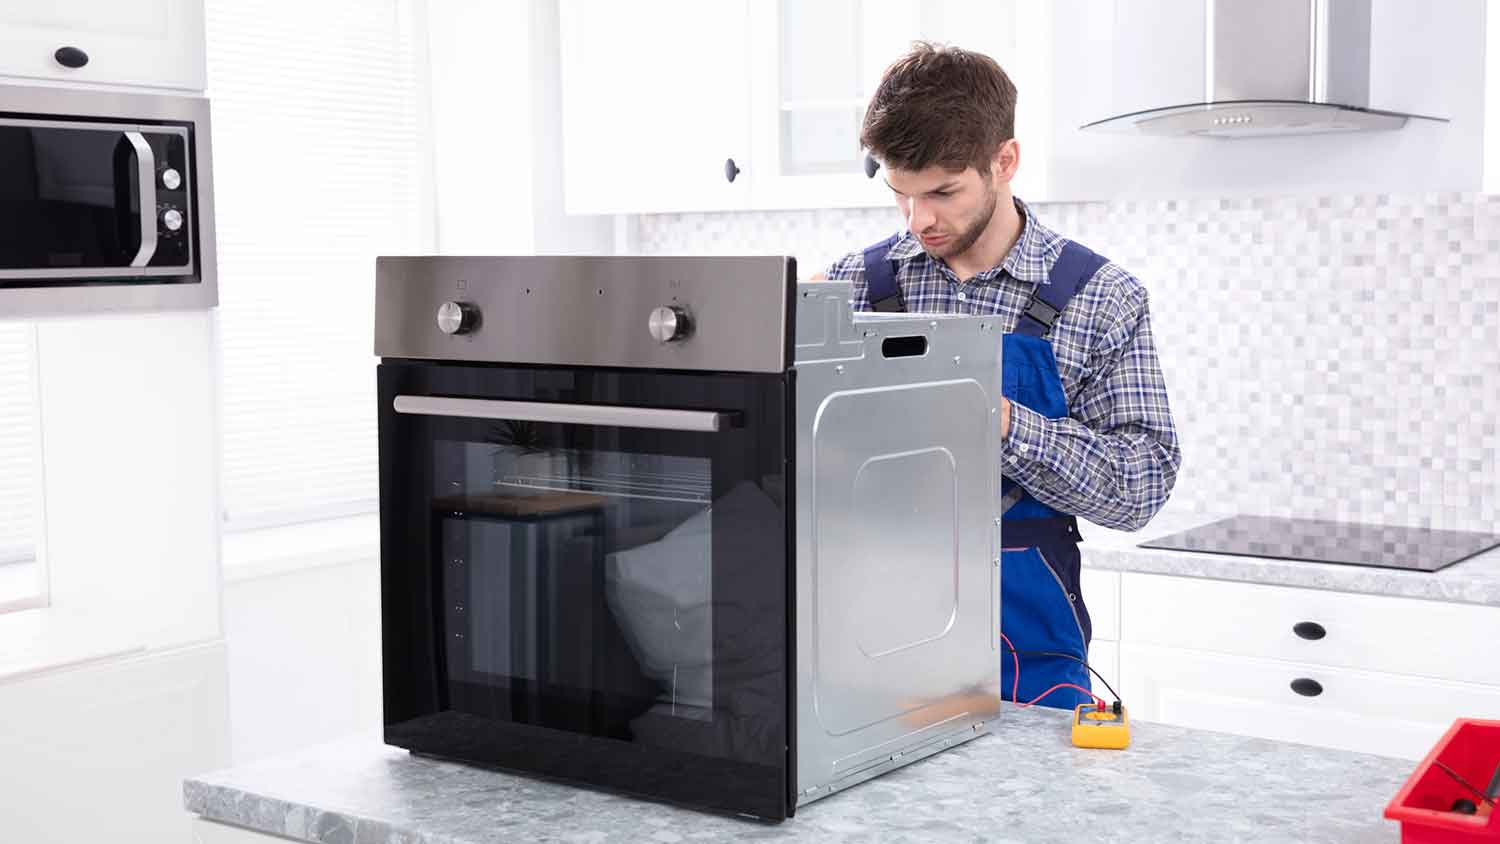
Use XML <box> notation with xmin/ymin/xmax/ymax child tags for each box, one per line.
<box><xmin>218</xmin><ymin>0</ymin><xmax>612</xmax><ymax>768</ymax></box>
<box><xmin>0</xmin><ymin>311</ymin><xmax>228</xmax><ymax>842</ymax></box>
<box><xmin>223</xmin><ymin>558</ymin><xmax>381</xmax><ymax>765</ymax></box>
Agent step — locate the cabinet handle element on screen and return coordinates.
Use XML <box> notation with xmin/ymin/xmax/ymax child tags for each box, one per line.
<box><xmin>724</xmin><ymin>158</ymin><xmax>741</xmax><ymax>183</ymax></box>
<box><xmin>863</xmin><ymin>154</ymin><xmax>880</xmax><ymax>178</ymax></box>
<box><xmin>54</xmin><ymin>46</ymin><xmax>90</xmax><ymax>69</ymax></box>
<box><xmin>1292</xmin><ymin>621</ymin><xmax>1327</xmax><ymax>640</ymax></box>
<box><xmin>1290</xmin><ymin>678</ymin><xmax>1323</xmax><ymax>697</ymax></box>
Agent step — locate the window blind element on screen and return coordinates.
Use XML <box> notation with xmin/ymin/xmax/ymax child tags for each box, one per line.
<box><xmin>206</xmin><ymin>0</ymin><xmax>430</xmax><ymax>530</ymax></box>
<box><xmin>0</xmin><ymin>324</ymin><xmax>38</xmax><ymax>566</ymax></box>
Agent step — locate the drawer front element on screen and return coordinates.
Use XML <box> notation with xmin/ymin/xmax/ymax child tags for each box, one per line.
<box><xmin>1121</xmin><ymin>573</ymin><xmax>1500</xmax><ymax>686</ymax></box>
<box><xmin>1119</xmin><ymin>643</ymin><xmax>1500</xmax><ymax>760</ymax></box>
<box><xmin>1080</xmin><ymin>568</ymin><xmax>1119</xmax><ymax>641</ymax></box>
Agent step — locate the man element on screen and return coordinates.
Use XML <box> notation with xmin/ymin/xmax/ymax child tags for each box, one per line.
<box><xmin>816</xmin><ymin>43</ymin><xmax>1181</xmax><ymax>709</ymax></box>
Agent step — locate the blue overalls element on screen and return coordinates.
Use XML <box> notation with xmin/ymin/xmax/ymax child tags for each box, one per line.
<box><xmin>863</xmin><ymin>236</ymin><xmax>1108</xmax><ymax>710</ymax></box>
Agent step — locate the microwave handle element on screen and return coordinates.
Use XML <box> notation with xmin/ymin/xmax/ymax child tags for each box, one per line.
<box><xmin>124</xmin><ymin>131</ymin><xmax>157</xmax><ymax>268</ymax></box>
<box><xmin>393</xmin><ymin>395</ymin><xmax>734</xmax><ymax>433</ymax></box>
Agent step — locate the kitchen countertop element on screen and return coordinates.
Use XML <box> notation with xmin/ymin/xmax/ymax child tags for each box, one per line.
<box><xmin>1078</xmin><ymin>504</ymin><xmax>1500</xmax><ymax>608</ymax></box>
<box><xmin>184</xmin><ymin>706</ymin><xmax>1414</xmax><ymax>843</ymax></box>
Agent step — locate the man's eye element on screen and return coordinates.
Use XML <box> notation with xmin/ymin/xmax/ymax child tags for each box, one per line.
<box><xmin>932</xmin><ymin>191</ymin><xmax>951</xmax><ymax>198</ymax></box>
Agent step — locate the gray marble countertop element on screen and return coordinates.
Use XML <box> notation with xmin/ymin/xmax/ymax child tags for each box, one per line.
<box><xmin>1078</xmin><ymin>504</ymin><xmax>1500</xmax><ymax>608</ymax></box>
<box><xmin>185</xmin><ymin>706</ymin><xmax>1415</xmax><ymax>843</ymax></box>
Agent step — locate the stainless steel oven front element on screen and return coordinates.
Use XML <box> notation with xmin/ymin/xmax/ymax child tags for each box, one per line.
<box><xmin>375</xmin><ymin>256</ymin><xmax>1001</xmax><ymax>820</ymax></box>
<box><xmin>0</xmin><ymin>82</ymin><xmax>215</xmax><ymax>316</ymax></box>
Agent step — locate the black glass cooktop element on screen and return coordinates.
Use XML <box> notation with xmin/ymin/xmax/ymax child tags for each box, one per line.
<box><xmin>1139</xmin><ymin>515</ymin><xmax>1500</xmax><ymax>572</ymax></box>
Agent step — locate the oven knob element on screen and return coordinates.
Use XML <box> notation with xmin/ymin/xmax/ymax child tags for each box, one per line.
<box><xmin>161</xmin><ymin>208</ymin><xmax>184</xmax><ymax>231</ymax></box>
<box><xmin>649</xmin><ymin>306</ymin><xmax>691</xmax><ymax>343</ymax></box>
<box><xmin>437</xmin><ymin>301</ymin><xmax>479</xmax><ymax>335</ymax></box>
<box><xmin>160</xmin><ymin>168</ymin><xmax>182</xmax><ymax>190</ymax></box>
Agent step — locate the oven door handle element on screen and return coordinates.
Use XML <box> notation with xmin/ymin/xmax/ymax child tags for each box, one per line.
<box><xmin>124</xmin><ymin>131</ymin><xmax>158</xmax><ymax>268</ymax></box>
<box><xmin>392</xmin><ymin>395</ymin><xmax>736</xmax><ymax>432</ymax></box>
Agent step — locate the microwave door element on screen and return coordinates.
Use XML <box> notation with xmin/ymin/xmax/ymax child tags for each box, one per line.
<box><xmin>0</xmin><ymin>120</ymin><xmax>156</xmax><ymax>278</ymax></box>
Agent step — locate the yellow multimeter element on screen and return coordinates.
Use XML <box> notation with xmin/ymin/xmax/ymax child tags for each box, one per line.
<box><xmin>1071</xmin><ymin>703</ymin><xmax>1131</xmax><ymax>749</ymax></box>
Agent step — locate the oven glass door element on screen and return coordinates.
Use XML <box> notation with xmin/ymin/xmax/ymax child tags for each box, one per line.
<box><xmin>0</xmin><ymin>116</ymin><xmax>194</xmax><ymax>284</ymax></box>
<box><xmin>378</xmin><ymin>361</ymin><xmax>793</xmax><ymax>819</ymax></box>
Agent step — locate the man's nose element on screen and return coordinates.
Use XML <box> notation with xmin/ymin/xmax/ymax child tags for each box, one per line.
<box><xmin>907</xmin><ymin>197</ymin><xmax>935</xmax><ymax>232</ymax></box>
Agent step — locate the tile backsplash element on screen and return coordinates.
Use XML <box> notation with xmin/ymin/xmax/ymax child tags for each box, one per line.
<box><xmin>634</xmin><ymin>193</ymin><xmax>1500</xmax><ymax>533</ymax></box>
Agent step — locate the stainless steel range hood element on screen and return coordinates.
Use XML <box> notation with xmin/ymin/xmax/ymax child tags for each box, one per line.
<box><xmin>1081</xmin><ymin>0</ymin><xmax>1446</xmax><ymax>138</ymax></box>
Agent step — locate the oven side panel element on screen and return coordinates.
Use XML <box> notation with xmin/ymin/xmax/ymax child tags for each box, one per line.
<box><xmin>792</xmin><ymin>284</ymin><xmax>1003</xmax><ymax>805</ymax></box>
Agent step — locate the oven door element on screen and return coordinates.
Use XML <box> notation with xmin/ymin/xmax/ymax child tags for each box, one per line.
<box><xmin>378</xmin><ymin>360</ymin><xmax>794</xmax><ymax>819</ymax></box>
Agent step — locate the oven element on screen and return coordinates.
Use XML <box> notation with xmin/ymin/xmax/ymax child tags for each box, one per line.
<box><xmin>375</xmin><ymin>256</ymin><xmax>1000</xmax><ymax>820</ymax></box>
<box><xmin>0</xmin><ymin>82</ymin><xmax>215</xmax><ymax>316</ymax></box>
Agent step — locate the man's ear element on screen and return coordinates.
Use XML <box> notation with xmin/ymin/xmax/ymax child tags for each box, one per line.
<box><xmin>992</xmin><ymin>138</ymin><xmax>1020</xmax><ymax>184</ymax></box>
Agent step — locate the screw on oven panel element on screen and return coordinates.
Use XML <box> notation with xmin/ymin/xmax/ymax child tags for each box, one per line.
<box><xmin>953</xmin><ymin>356</ymin><xmax>961</xmax><ymax>365</ymax></box>
<box><xmin>453</xmin><ymin>632</ymin><xmax>464</xmax><ymax>640</ymax></box>
<box><xmin>834</xmin><ymin>365</ymin><xmax>844</xmax><ymax>375</ymax></box>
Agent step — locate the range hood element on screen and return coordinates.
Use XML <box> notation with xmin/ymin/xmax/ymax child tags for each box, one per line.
<box><xmin>1081</xmin><ymin>0</ymin><xmax>1446</xmax><ymax>138</ymax></box>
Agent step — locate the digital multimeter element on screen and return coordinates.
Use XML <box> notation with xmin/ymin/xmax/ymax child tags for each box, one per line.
<box><xmin>1071</xmin><ymin>703</ymin><xmax>1131</xmax><ymax>749</ymax></box>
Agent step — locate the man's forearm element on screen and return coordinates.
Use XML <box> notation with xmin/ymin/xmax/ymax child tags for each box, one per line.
<box><xmin>1001</xmin><ymin>400</ymin><xmax>1178</xmax><ymax>531</ymax></box>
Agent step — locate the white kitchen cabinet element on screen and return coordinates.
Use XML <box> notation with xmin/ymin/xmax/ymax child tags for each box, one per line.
<box><xmin>748</xmin><ymin>0</ymin><xmax>1051</xmax><ymax>210</ymax></box>
<box><xmin>560</xmin><ymin>0</ymin><xmax>1049</xmax><ymax>214</ymax></box>
<box><xmin>0</xmin><ymin>641</ymin><xmax>229</xmax><ymax>842</ymax></box>
<box><xmin>1081</xmin><ymin>567</ymin><xmax>1119</xmax><ymax>640</ymax></box>
<box><xmin>1111</xmin><ymin>570</ymin><xmax>1500</xmax><ymax>760</ymax></box>
<box><xmin>1087</xmin><ymin>638</ymin><xmax>1120</xmax><ymax>699</ymax></box>
<box><xmin>0</xmin><ymin>0</ymin><xmax>206</xmax><ymax>91</ymax></box>
<box><xmin>559</xmin><ymin>0</ymin><xmax>754</xmax><ymax>214</ymax></box>
<box><xmin>1119</xmin><ymin>642</ymin><xmax>1500</xmax><ymax>760</ymax></box>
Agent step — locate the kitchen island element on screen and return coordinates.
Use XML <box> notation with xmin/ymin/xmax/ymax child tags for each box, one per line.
<box><xmin>185</xmin><ymin>704</ymin><xmax>1413</xmax><ymax>843</ymax></box>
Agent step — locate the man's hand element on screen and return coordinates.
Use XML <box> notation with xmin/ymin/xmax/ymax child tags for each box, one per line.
<box><xmin>810</xmin><ymin>271</ymin><xmax>828</xmax><ymax>281</ymax></box>
<box><xmin>1000</xmin><ymin>398</ymin><xmax>1011</xmax><ymax>440</ymax></box>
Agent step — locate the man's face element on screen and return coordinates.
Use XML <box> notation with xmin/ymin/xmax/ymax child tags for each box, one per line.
<box><xmin>885</xmin><ymin>162</ymin><xmax>1000</xmax><ymax>260</ymax></box>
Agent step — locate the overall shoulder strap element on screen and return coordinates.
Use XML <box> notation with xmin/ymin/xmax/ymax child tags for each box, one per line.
<box><xmin>861</xmin><ymin>234</ymin><xmax>905</xmax><ymax>313</ymax></box>
<box><xmin>1013</xmin><ymin>240</ymin><xmax>1109</xmax><ymax>338</ymax></box>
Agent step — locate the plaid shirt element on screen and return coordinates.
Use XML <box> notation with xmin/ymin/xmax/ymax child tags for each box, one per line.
<box><xmin>822</xmin><ymin>199</ymin><xmax>1181</xmax><ymax>531</ymax></box>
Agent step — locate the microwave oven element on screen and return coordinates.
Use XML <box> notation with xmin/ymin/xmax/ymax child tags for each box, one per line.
<box><xmin>0</xmin><ymin>82</ymin><xmax>215</xmax><ymax>317</ymax></box>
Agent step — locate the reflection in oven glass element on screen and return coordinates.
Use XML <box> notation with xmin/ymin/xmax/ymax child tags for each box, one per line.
<box><xmin>434</xmin><ymin>436</ymin><xmax>716</xmax><ymax>734</ymax></box>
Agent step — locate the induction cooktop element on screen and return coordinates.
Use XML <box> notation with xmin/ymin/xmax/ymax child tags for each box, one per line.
<box><xmin>1138</xmin><ymin>515</ymin><xmax>1500</xmax><ymax>572</ymax></box>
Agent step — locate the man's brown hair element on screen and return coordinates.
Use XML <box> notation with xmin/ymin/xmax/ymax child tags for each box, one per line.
<box><xmin>860</xmin><ymin>41</ymin><xmax>1018</xmax><ymax>174</ymax></box>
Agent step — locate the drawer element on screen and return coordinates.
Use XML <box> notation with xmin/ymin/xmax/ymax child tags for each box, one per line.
<box><xmin>1080</xmin><ymin>568</ymin><xmax>1119</xmax><ymax>641</ymax></box>
<box><xmin>1121</xmin><ymin>573</ymin><xmax>1500</xmax><ymax>686</ymax></box>
<box><xmin>1119</xmin><ymin>643</ymin><xmax>1500</xmax><ymax>760</ymax></box>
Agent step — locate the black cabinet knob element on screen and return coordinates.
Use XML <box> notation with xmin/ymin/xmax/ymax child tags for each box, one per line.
<box><xmin>54</xmin><ymin>46</ymin><xmax>89</xmax><ymax>69</ymax></box>
<box><xmin>1293</xmin><ymin>621</ymin><xmax>1327</xmax><ymax>640</ymax></box>
<box><xmin>1290</xmin><ymin>678</ymin><xmax>1323</xmax><ymax>697</ymax></box>
<box><xmin>724</xmin><ymin>158</ymin><xmax>741</xmax><ymax>183</ymax></box>
<box><xmin>863</xmin><ymin>154</ymin><xmax>880</xmax><ymax>178</ymax></box>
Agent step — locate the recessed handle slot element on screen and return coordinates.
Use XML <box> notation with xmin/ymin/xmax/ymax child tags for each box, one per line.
<box><xmin>881</xmin><ymin>335</ymin><xmax>927</xmax><ymax>358</ymax></box>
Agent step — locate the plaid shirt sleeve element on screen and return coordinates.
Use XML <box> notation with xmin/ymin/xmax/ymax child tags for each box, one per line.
<box><xmin>821</xmin><ymin>251</ymin><xmax>871</xmax><ymax>311</ymax></box>
<box><xmin>1002</xmin><ymin>267</ymin><xmax>1181</xmax><ymax>531</ymax></box>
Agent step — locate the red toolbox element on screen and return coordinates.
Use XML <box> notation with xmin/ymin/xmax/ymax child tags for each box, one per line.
<box><xmin>1385</xmin><ymin>719</ymin><xmax>1500</xmax><ymax>843</ymax></box>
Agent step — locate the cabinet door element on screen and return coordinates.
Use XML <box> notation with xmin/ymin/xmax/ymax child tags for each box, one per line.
<box><xmin>0</xmin><ymin>0</ymin><xmax>206</xmax><ymax>91</ymax></box>
<box><xmin>750</xmin><ymin>0</ymin><xmax>1051</xmax><ymax>210</ymax></box>
<box><xmin>559</xmin><ymin>0</ymin><xmax>753</xmax><ymax>214</ymax></box>
<box><xmin>1119</xmin><ymin>643</ymin><xmax>1500</xmax><ymax>760</ymax></box>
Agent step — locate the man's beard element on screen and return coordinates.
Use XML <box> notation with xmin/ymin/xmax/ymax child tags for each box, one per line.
<box><xmin>928</xmin><ymin>178</ymin><xmax>999</xmax><ymax>260</ymax></box>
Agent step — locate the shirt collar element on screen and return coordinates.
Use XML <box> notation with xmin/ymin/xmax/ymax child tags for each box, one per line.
<box><xmin>882</xmin><ymin>197</ymin><xmax>1060</xmax><ymax>284</ymax></box>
